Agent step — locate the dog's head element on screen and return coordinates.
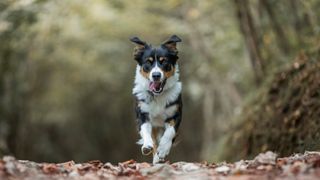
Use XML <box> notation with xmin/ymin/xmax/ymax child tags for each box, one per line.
<box><xmin>130</xmin><ymin>35</ymin><xmax>182</xmax><ymax>95</ymax></box>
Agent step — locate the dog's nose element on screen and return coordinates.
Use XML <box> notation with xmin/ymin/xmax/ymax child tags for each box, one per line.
<box><xmin>152</xmin><ymin>72</ymin><xmax>161</xmax><ymax>81</ymax></box>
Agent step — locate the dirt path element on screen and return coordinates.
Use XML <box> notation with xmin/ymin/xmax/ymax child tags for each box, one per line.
<box><xmin>1</xmin><ymin>151</ymin><xmax>320</xmax><ymax>179</ymax></box>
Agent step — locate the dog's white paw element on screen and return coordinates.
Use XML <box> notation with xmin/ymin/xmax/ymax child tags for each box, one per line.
<box><xmin>156</xmin><ymin>141</ymin><xmax>172</xmax><ymax>160</ymax></box>
<box><xmin>153</xmin><ymin>153</ymin><xmax>165</xmax><ymax>164</ymax></box>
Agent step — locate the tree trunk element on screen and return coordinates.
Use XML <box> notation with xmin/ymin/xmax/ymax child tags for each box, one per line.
<box><xmin>260</xmin><ymin>0</ymin><xmax>291</xmax><ymax>54</ymax></box>
<box><xmin>233</xmin><ymin>0</ymin><xmax>265</xmax><ymax>85</ymax></box>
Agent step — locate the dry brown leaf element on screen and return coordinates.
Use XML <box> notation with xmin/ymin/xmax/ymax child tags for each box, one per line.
<box><xmin>137</xmin><ymin>162</ymin><xmax>151</xmax><ymax>170</ymax></box>
<box><xmin>42</xmin><ymin>163</ymin><xmax>59</xmax><ymax>174</ymax></box>
<box><xmin>58</xmin><ymin>161</ymin><xmax>75</xmax><ymax>172</ymax></box>
<box><xmin>121</xmin><ymin>159</ymin><xmax>136</xmax><ymax>166</ymax></box>
<box><xmin>88</xmin><ymin>160</ymin><xmax>103</xmax><ymax>169</ymax></box>
<box><xmin>3</xmin><ymin>151</ymin><xmax>320</xmax><ymax>179</ymax></box>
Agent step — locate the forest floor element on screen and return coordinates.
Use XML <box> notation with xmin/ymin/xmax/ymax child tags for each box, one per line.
<box><xmin>2</xmin><ymin>151</ymin><xmax>320</xmax><ymax>179</ymax></box>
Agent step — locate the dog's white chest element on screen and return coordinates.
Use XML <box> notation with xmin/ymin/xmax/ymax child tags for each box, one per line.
<box><xmin>133</xmin><ymin>65</ymin><xmax>182</xmax><ymax>127</ymax></box>
<box><xmin>140</xmin><ymin>98</ymin><xmax>177</xmax><ymax>127</ymax></box>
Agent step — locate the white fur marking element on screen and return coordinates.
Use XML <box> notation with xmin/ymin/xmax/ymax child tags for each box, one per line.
<box><xmin>139</xmin><ymin>123</ymin><xmax>153</xmax><ymax>148</ymax></box>
<box><xmin>153</xmin><ymin>153</ymin><xmax>160</xmax><ymax>164</ymax></box>
<box><xmin>157</xmin><ymin>124</ymin><xmax>176</xmax><ymax>159</ymax></box>
<box><xmin>149</xmin><ymin>63</ymin><xmax>164</xmax><ymax>81</ymax></box>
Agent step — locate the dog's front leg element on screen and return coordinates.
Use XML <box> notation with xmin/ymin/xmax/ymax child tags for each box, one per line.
<box><xmin>140</xmin><ymin>122</ymin><xmax>154</xmax><ymax>155</ymax></box>
<box><xmin>153</xmin><ymin>123</ymin><xmax>175</xmax><ymax>164</ymax></box>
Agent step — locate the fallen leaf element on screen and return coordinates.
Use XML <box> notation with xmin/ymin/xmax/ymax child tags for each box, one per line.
<box><xmin>137</xmin><ymin>162</ymin><xmax>151</xmax><ymax>170</ymax></box>
<box><xmin>121</xmin><ymin>159</ymin><xmax>136</xmax><ymax>166</ymax></box>
<box><xmin>42</xmin><ymin>163</ymin><xmax>59</xmax><ymax>174</ymax></box>
<box><xmin>77</xmin><ymin>164</ymin><xmax>93</xmax><ymax>175</ymax></box>
<box><xmin>58</xmin><ymin>161</ymin><xmax>75</xmax><ymax>172</ymax></box>
<box><xmin>253</xmin><ymin>151</ymin><xmax>277</xmax><ymax>165</ymax></box>
<box><xmin>290</xmin><ymin>161</ymin><xmax>308</xmax><ymax>175</ymax></box>
<box><xmin>88</xmin><ymin>160</ymin><xmax>103</xmax><ymax>168</ymax></box>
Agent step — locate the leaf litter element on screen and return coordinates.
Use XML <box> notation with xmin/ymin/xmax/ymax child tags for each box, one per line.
<box><xmin>2</xmin><ymin>151</ymin><xmax>320</xmax><ymax>179</ymax></box>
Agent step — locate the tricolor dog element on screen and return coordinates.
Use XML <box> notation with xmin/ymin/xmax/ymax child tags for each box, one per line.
<box><xmin>130</xmin><ymin>35</ymin><xmax>182</xmax><ymax>164</ymax></box>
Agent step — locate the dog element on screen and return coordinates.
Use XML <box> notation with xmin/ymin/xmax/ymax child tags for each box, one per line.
<box><xmin>130</xmin><ymin>35</ymin><xmax>182</xmax><ymax>164</ymax></box>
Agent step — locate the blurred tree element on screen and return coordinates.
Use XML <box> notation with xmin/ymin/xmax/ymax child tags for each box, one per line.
<box><xmin>234</xmin><ymin>0</ymin><xmax>265</xmax><ymax>84</ymax></box>
<box><xmin>220</xmin><ymin>0</ymin><xmax>320</xmax><ymax>161</ymax></box>
<box><xmin>233</xmin><ymin>0</ymin><xmax>319</xmax><ymax>83</ymax></box>
<box><xmin>0</xmin><ymin>0</ymin><xmax>39</xmax><ymax>156</ymax></box>
<box><xmin>0</xmin><ymin>0</ymin><xmax>250</xmax><ymax>162</ymax></box>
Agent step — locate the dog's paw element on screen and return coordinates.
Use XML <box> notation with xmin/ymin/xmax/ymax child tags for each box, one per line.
<box><xmin>156</xmin><ymin>141</ymin><xmax>172</xmax><ymax>160</ymax></box>
<box><xmin>153</xmin><ymin>154</ymin><xmax>165</xmax><ymax>164</ymax></box>
<box><xmin>141</xmin><ymin>145</ymin><xmax>153</xmax><ymax>156</ymax></box>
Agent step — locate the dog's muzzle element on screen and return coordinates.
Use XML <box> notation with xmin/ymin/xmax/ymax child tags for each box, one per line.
<box><xmin>149</xmin><ymin>79</ymin><xmax>166</xmax><ymax>95</ymax></box>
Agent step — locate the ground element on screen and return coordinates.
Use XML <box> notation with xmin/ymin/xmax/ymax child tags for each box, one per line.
<box><xmin>2</xmin><ymin>151</ymin><xmax>320</xmax><ymax>179</ymax></box>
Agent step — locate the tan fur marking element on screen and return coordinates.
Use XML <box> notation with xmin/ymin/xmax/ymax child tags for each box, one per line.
<box><xmin>164</xmin><ymin>43</ymin><xmax>178</xmax><ymax>53</ymax></box>
<box><xmin>148</xmin><ymin>57</ymin><xmax>154</xmax><ymax>62</ymax></box>
<box><xmin>140</xmin><ymin>68</ymin><xmax>150</xmax><ymax>79</ymax></box>
<box><xmin>151</xmin><ymin>127</ymin><xmax>160</xmax><ymax>155</ymax></box>
<box><xmin>133</xmin><ymin>46</ymin><xmax>145</xmax><ymax>58</ymax></box>
<box><xmin>168</xmin><ymin>119</ymin><xmax>176</xmax><ymax>127</ymax></box>
<box><xmin>134</xmin><ymin>44</ymin><xmax>145</xmax><ymax>50</ymax></box>
<box><xmin>159</xmin><ymin>57</ymin><xmax>166</xmax><ymax>61</ymax></box>
<box><xmin>164</xmin><ymin>66</ymin><xmax>175</xmax><ymax>78</ymax></box>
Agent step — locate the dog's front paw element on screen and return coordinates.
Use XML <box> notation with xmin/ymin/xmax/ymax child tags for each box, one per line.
<box><xmin>141</xmin><ymin>145</ymin><xmax>153</xmax><ymax>156</ymax></box>
<box><xmin>153</xmin><ymin>154</ymin><xmax>165</xmax><ymax>164</ymax></box>
<box><xmin>156</xmin><ymin>141</ymin><xmax>172</xmax><ymax>160</ymax></box>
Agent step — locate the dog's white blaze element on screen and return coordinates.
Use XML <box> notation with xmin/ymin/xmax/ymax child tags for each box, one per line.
<box><xmin>139</xmin><ymin>122</ymin><xmax>153</xmax><ymax>147</ymax></box>
<box><xmin>149</xmin><ymin>63</ymin><xmax>164</xmax><ymax>81</ymax></box>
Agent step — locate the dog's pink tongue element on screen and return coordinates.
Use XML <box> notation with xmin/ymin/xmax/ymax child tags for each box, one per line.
<box><xmin>149</xmin><ymin>82</ymin><xmax>161</xmax><ymax>91</ymax></box>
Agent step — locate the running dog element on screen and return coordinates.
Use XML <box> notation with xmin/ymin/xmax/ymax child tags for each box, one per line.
<box><xmin>130</xmin><ymin>35</ymin><xmax>182</xmax><ymax>164</ymax></box>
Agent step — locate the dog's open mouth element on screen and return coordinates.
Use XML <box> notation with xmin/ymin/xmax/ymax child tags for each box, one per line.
<box><xmin>149</xmin><ymin>80</ymin><xmax>166</xmax><ymax>94</ymax></box>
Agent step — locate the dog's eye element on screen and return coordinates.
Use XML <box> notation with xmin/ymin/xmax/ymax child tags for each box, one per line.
<box><xmin>159</xmin><ymin>57</ymin><xmax>168</xmax><ymax>64</ymax></box>
<box><xmin>163</xmin><ymin>63</ymin><xmax>172</xmax><ymax>71</ymax></box>
<box><xmin>143</xmin><ymin>62</ymin><xmax>151</xmax><ymax>72</ymax></box>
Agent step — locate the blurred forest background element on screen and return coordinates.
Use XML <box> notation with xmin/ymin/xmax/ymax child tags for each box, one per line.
<box><xmin>0</xmin><ymin>0</ymin><xmax>319</xmax><ymax>163</ymax></box>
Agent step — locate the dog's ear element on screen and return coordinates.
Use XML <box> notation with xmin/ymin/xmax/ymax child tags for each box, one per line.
<box><xmin>161</xmin><ymin>35</ymin><xmax>182</xmax><ymax>53</ymax></box>
<box><xmin>130</xmin><ymin>37</ymin><xmax>147</xmax><ymax>48</ymax></box>
<box><xmin>130</xmin><ymin>37</ymin><xmax>148</xmax><ymax>61</ymax></box>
